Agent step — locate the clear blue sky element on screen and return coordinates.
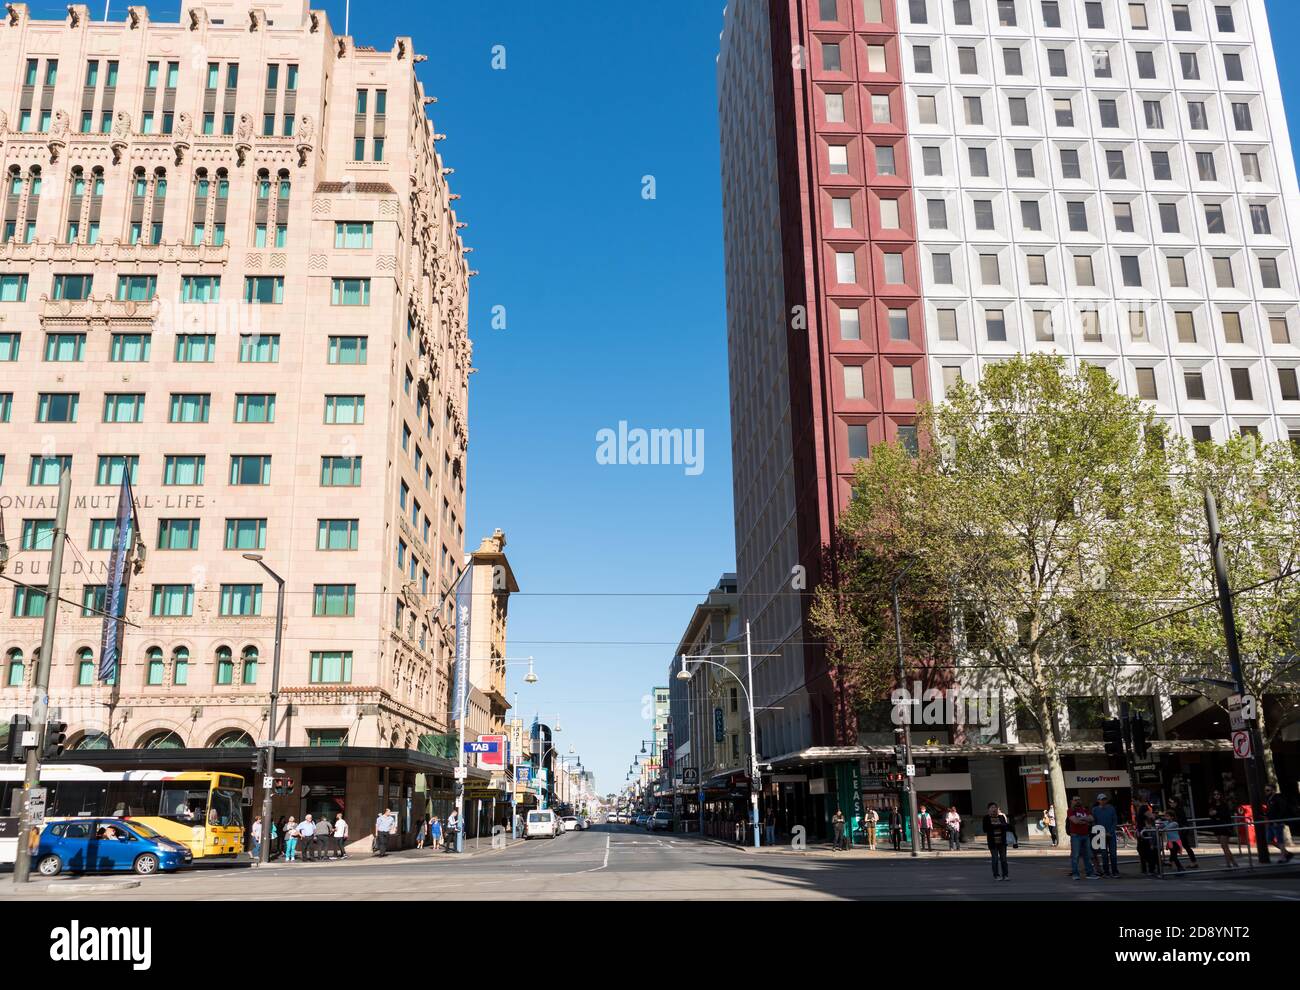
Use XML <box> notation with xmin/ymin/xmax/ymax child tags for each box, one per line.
<box><xmin>111</xmin><ymin>0</ymin><xmax>1300</xmax><ymax>795</ymax></box>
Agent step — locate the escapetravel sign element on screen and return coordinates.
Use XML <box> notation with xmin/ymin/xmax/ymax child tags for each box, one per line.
<box><xmin>1063</xmin><ymin>770</ymin><xmax>1131</xmax><ymax>788</ymax></box>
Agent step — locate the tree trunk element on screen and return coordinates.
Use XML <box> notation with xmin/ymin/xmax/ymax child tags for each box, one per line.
<box><xmin>1255</xmin><ymin>704</ymin><xmax>1279</xmax><ymax>789</ymax></box>
<box><xmin>1030</xmin><ymin>652</ymin><xmax>1070</xmax><ymax>847</ymax></box>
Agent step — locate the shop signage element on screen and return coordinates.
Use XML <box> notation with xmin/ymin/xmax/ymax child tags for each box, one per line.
<box><xmin>1063</xmin><ymin>770</ymin><xmax>1130</xmax><ymax>788</ymax></box>
<box><xmin>681</xmin><ymin>768</ymin><xmax>698</xmax><ymax>786</ymax></box>
<box><xmin>476</xmin><ymin>734</ymin><xmax>507</xmax><ymax>768</ymax></box>
<box><xmin>714</xmin><ymin>709</ymin><xmax>724</xmax><ymax>742</ymax></box>
<box><xmin>1018</xmin><ymin>765</ymin><xmax>1047</xmax><ymax>776</ymax></box>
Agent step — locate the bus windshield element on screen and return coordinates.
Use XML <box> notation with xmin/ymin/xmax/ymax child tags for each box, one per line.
<box><xmin>209</xmin><ymin>789</ymin><xmax>243</xmax><ymax>828</ymax></box>
<box><xmin>159</xmin><ymin>783</ymin><xmax>209</xmax><ymax>824</ymax></box>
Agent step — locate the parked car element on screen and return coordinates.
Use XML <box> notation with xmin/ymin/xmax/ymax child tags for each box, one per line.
<box><xmin>560</xmin><ymin>815</ymin><xmax>580</xmax><ymax>832</ymax></box>
<box><xmin>634</xmin><ymin>814</ymin><xmax>649</xmax><ymax>827</ymax></box>
<box><xmin>649</xmin><ymin>811</ymin><xmax>673</xmax><ymax>832</ymax></box>
<box><xmin>35</xmin><ymin>818</ymin><xmax>193</xmax><ymax>877</ymax></box>
<box><xmin>524</xmin><ymin>810</ymin><xmax>560</xmax><ymax>839</ymax></box>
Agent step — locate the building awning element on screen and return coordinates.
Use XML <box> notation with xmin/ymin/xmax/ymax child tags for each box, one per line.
<box><xmin>48</xmin><ymin>746</ymin><xmax>493</xmax><ymax>781</ymax></box>
<box><xmin>702</xmin><ymin>770</ymin><xmax>751</xmax><ymax>791</ymax></box>
<box><xmin>767</xmin><ymin>739</ymin><xmax>1233</xmax><ymax>769</ymax></box>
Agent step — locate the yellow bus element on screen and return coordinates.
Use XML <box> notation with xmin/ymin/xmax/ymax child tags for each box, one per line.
<box><xmin>0</xmin><ymin>765</ymin><xmax>247</xmax><ymax>861</ymax></box>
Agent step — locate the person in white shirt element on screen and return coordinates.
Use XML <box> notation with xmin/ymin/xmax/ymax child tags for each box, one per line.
<box><xmin>333</xmin><ymin>813</ymin><xmax>349</xmax><ymax>859</ymax></box>
<box><xmin>374</xmin><ymin>809</ymin><xmax>394</xmax><ymax>856</ymax></box>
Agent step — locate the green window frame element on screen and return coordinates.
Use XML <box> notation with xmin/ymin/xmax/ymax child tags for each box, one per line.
<box><xmin>219</xmin><ymin>584</ymin><xmax>262</xmax><ymax>616</ymax></box>
<box><xmin>330</xmin><ymin>277</ymin><xmax>370</xmax><ymax>306</ymax></box>
<box><xmin>309</xmin><ymin>651</ymin><xmax>353</xmax><ymax>684</ymax></box>
<box><xmin>320</xmin><ymin>455</ymin><xmax>362</xmax><ymax>486</ymax></box>
<box><xmin>181</xmin><ymin>275</ymin><xmax>221</xmax><ymax>302</ymax></box>
<box><xmin>102</xmin><ymin>393</ymin><xmax>145</xmax><ymax>423</ymax></box>
<box><xmin>150</xmin><ymin>584</ymin><xmax>194</xmax><ymax>617</ymax></box>
<box><xmin>313</xmin><ymin>584</ymin><xmax>356</xmax><ymax>616</ymax></box>
<box><xmin>324</xmin><ymin>394</ymin><xmax>365</xmax><ymax>424</ymax></box>
<box><xmin>229</xmin><ymin>455</ymin><xmax>271</xmax><ymax>486</ymax></box>
<box><xmin>20</xmin><ymin>519</ymin><xmax>55</xmax><ymax>551</ymax></box>
<box><xmin>174</xmin><ymin>334</ymin><xmax>216</xmax><ymax>362</ymax></box>
<box><xmin>95</xmin><ymin>455</ymin><xmax>139</xmax><ymax>486</ymax></box>
<box><xmin>0</xmin><ymin>332</ymin><xmax>19</xmax><ymax>361</ymax></box>
<box><xmin>157</xmin><ymin>518</ymin><xmax>200</xmax><ymax>550</ymax></box>
<box><xmin>0</xmin><ymin>274</ymin><xmax>29</xmax><ymax>301</ymax></box>
<box><xmin>215</xmin><ymin>647</ymin><xmax>234</xmax><ymax>684</ymax></box>
<box><xmin>234</xmin><ymin>393</ymin><xmax>275</xmax><ymax>423</ymax></box>
<box><xmin>238</xmin><ymin>334</ymin><xmax>280</xmax><ymax>363</ymax></box>
<box><xmin>241</xmin><ymin>648</ymin><xmax>259</xmax><ymax>684</ymax></box>
<box><xmin>316</xmin><ymin>519</ymin><xmax>359</xmax><ymax>551</ymax></box>
<box><xmin>223</xmin><ymin>518</ymin><xmax>267</xmax><ymax>550</ymax></box>
<box><xmin>243</xmin><ymin>276</ymin><xmax>284</xmax><ymax>304</ymax></box>
<box><xmin>28</xmin><ymin>455</ymin><xmax>72</xmax><ymax>485</ymax></box>
<box><xmin>168</xmin><ymin>393</ymin><xmax>211</xmax><ymax>423</ymax></box>
<box><xmin>43</xmin><ymin>333</ymin><xmax>86</xmax><ymax>362</ymax></box>
<box><xmin>37</xmin><ymin>392</ymin><xmax>79</xmax><ymax>422</ymax></box>
<box><xmin>109</xmin><ymin>333</ymin><xmax>152</xmax><ymax>362</ymax></box>
<box><xmin>334</xmin><ymin>222</ymin><xmax>373</xmax><ymax>249</ymax></box>
<box><xmin>115</xmin><ymin>274</ymin><xmax>157</xmax><ymax>301</ymax></box>
<box><xmin>163</xmin><ymin>455</ymin><xmax>205</xmax><ymax>485</ymax></box>
<box><xmin>13</xmin><ymin>586</ymin><xmax>48</xmax><ymax>618</ymax></box>
<box><xmin>146</xmin><ymin>648</ymin><xmax>165</xmax><ymax>685</ymax></box>
<box><xmin>327</xmin><ymin>336</ymin><xmax>367</xmax><ymax>365</ymax></box>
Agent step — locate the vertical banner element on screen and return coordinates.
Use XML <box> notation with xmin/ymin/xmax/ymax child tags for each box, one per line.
<box><xmin>452</xmin><ymin>566</ymin><xmax>473</xmax><ymax>726</ymax></box>
<box><xmin>99</xmin><ymin>476</ymin><xmax>134</xmax><ymax>683</ymax></box>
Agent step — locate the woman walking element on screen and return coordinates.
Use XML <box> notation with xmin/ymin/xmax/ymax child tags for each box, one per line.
<box><xmin>284</xmin><ymin>817</ymin><xmax>300</xmax><ymax>863</ymax></box>
<box><xmin>416</xmin><ymin>816</ymin><xmax>429</xmax><ymax>850</ymax></box>
<box><xmin>982</xmin><ymin>802</ymin><xmax>1014</xmax><ymax>881</ymax></box>
<box><xmin>1043</xmin><ymin>804</ymin><xmax>1058</xmax><ymax>847</ymax></box>
<box><xmin>1206</xmin><ymin>790</ymin><xmax>1239</xmax><ymax>868</ymax></box>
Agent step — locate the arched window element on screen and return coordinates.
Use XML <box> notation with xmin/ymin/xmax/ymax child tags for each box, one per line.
<box><xmin>216</xmin><ymin>646</ymin><xmax>233</xmax><ymax>685</ymax></box>
<box><xmin>76</xmin><ymin>647</ymin><xmax>95</xmax><ymax>686</ymax></box>
<box><xmin>172</xmin><ymin>646</ymin><xmax>189</xmax><ymax>686</ymax></box>
<box><xmin>140</xmin><ymin>729</ymin><xmax>183</xmax><ymax>749</ymax></box>
<box><xmin>5</xmin><ymin>648</ymin><xmax>24</xmax><ymax>687</ymax></box>
<box><xmin>241</xmin><ymin>645</ymin><xmax>259</xmax><ymax>685</ymax></box>
<box><xmin>73</xmin><ymin>731</ymin><xmax>111</xmax><ymax>750</ymax></box>
<box><xmin>211</xmin><ymin>729</ymin><xmax>254</xmax><ymax>748</ymax></box>
<box><xmin>146</xmin><ymin>646</ymin><xmax>165</xmax><ymax>686</ymax></box>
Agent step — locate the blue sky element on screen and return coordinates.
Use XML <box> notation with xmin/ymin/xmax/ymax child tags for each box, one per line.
<box><xmin>335</xmin><ymin>0</ymin><xmax>1300</xmax><ymax>796</ymax></box>
<box><xmin>328</xmin><ymin>0</ymin><xmax>737</xmax><ymax>795</ymax></box>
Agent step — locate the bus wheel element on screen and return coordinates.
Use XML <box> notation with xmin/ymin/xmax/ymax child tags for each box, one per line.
<box><xmin>37</xmin><ymin>855</ymin><xmax>62</xmax><ymax>877</ymax></box>
<box><xmin>132</xmin><ymin>853</ymin><xmax>159</xmax><ymax>876</ymax></box>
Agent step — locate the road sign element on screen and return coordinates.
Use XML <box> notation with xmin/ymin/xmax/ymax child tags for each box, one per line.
<box><xmin>454</xmin><ymin>766</ymin><xmax>468</xmax><ymax>780</ymax></box>
<box><xmin>262</xmin><ymin>775</ymin><xmax>273</xmax><ymax>790</ymax></box>
<box><xmin>1231</xmin><ymin>730</ymin><xmax>1252</xmax><ymax>759</ymax></box>
<box><xmin>514</xmin><ymin>764</ymin><xmax>533</xmax><ymax>783</ymax></box>
<box><xmin>905</xmin><ymin>765</ymin><xmax>916</xmax><ymax>777</ymax></box>
<box><xmin>27</xmin><ymin>787</ymin><xmax>47</xmax><ymax>824</ymax></box>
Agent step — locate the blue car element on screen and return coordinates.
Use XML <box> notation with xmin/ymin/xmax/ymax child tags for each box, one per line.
<box><xmin>36</xmin><ymin>819</ymin><xmax>193</xmax><ymax>877</ymax></box>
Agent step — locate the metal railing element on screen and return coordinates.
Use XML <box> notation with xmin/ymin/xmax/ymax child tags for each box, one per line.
<box><xmin>1146</xmin><ymin>815</ymin><xmax>1298</xmax><ymax>878</ymax></box>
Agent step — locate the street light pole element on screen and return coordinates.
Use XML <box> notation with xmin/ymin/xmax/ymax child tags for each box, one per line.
<box><xmin>1204</xmin><ymin>489</ymin><xmax>1270</xmax><ymax>865</ymax></box>
<box><xmin>892</xmin><ymin>567</ymin><xmax>920</xmax><ymax>859</ymax></box>
<box><xmin>244</xmin><ymin>554</ymin><xmax>285</xmax><ymax>867</ymax></box>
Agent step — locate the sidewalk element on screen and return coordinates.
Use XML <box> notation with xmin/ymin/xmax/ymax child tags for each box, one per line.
<box><xmin>251</xmin><ymin>835</ymin><xmax>527</xmax><ymax>868</ymax></box>
<box><xmin>678</xmin><ymin>831</ymin><xmax>1079</xmax><ymax>859</ymax></box>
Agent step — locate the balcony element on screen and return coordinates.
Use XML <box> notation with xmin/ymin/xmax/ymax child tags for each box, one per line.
<box><xmin>5</xmin><ymin>237</ymin><xmax>229</xmax><ymax>267</ymax></box>
<box><xmin>40</xmin><ymin>293</ymin><xmax>161</xmax><ymax>328</ymax></box>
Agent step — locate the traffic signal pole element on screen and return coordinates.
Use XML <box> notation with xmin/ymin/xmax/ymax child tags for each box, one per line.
<box><xmin>13</xmin><ymin>464</ymin><xmax>71</xmax><ymax>885</ymax></box>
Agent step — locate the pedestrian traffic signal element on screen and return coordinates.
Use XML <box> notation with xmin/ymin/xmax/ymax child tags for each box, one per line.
<box><xmin>1130</xmin><ymin>715</ymin><xmax>1149</xmax><ymax>760</ymax></box>
<box><xmin>273</xmin><ymin>776</ymin><xmax>293</xmax><ymax>795</ymax></box>
<box><xmin>1102</xmin><ymin>718</ymin><xmax>1126</xmax><ymax>760</ymax></box>
<box><xmin>253</xmin><ymin>749</ymin><xmax>265</xmax><ymax>775</ymax></box>
<box><xmin>5</xmin><ymin>715</ymin><xmax>30</xmax><ymax>763</ymax></box>
<box><xmin>42</xmin><ymin>720</ymin><xmax>67</xmax><ymax>760</ymax></box>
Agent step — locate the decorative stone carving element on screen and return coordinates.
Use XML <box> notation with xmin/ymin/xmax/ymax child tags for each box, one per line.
<box><xmin>110</xmin><ymin>111</ymin><xmax>131</xmax><ymax>163</ymax></box>
<box><xmin>309</xmin><ymin>10</ymin><xmax>320</xmax><ymax>32</ymax></box>
<box><xmin>295</xmin><ymin>114</ymin><xmax>313</xmax><ymax>167</ymax></box>
<box><xmin>234</xmin><ymin>113</ymin><xmax>253</xmax><ymax>165</ymax></box>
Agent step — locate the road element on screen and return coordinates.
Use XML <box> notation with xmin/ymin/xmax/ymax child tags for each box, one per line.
<box><xmin>6</xmin><ymin>824</ymin><xmax>1300</xmax><ymax>900</ymax></box>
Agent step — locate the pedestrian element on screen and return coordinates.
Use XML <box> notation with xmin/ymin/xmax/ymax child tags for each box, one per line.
<box><xmin>764</xmin><ymin>806</ymin><xmax>776</xmax><ymax>847</ymax></box>
<box><xmin>284</xmin><ymin>817</ymin><xmax>299</xmax><ymax>862</ymax></box>
<box><xmin>1206</xmin><ymin>790</ymin><xmax>1238</xmax><ymax>868</ymax></box>
<box><xmin>1091</xmin><ymin>792</ymin><xmax>1120</xmax><ymax>878</ymax></box>
<box><xmin>1135</xmin><ymin>801</ymin><xmax>1160</xmax><ymax>876</ymax></box>
<box><xmin>446</xmin><ymin>809</ymin><xmax>460</xmax><ymax>851</ymax></box>
<box><xmin>918</xmin><ymin>806</ymin><xmax>934</xmax><ymax>851</ymax></box>
<box><xmin>374</xmin><ymin>808</ymin><xmax>393</xmax><ymax>856</ymax></box>
<box><xmin>1066</xmin><ymin>796</ymin><xmax>1099</xmax><ymax>880</ymax></box>
<box><xmin>945</xmin><ymin>806</ymin><xmax>962</xmax><ymax>851</ymax></box>
<box><xmin>982</xmin><ymin>801</ymin><xmax>1013</xmax><ymax>881</ymax></box>
<box><xmin>1042</xmin><ymin>804</ymin><xmax>1058</xmax><ymax>847</ymax></box>
<box><xmin>317</xmin><ymin>814</ymin><xmax>333</xmax><ymax>860</ymax></box>
<box><xmin>865</xmin><ymin>806</ymin><xmax>879</xmax><ymax>850</ymax></box>
<box><xmin>1264</xmin><ymin>785</ymin><xmax>1295</xmax><ymax>862</ymax></box>
<box><xmin>275</xmin><ymin>816</ymin><xmax>288</xmax><ymax>860</ymax></box>
<box><xmin>430</xmin><ymin>815</ymin><xmax>443</xmax><ymax>850</ymax></box>
<box><xmin>1160</xmin><ymin>812</ymin><xmax>1186</xmax><ymax>872</ymax></box>
<box><xmin>416</xmin><ymin>816</ymin><xmax>428</xmax><ymax>850</ymax></box>
<box><xmin>334</xmin><ymin>813</ymin><xmax>348</xmax><ymax>858</ymax></box>
<box><xmin>888</xmin><ymin>805</ymin><xmax>905</xmax><ymax>851</ymax></box>
<box><xmin>831</xmin><ymin>808</ymin><xmax>847</xmax><ymax>851</ymax></box>
<box><xmin>250</xmin><ymin>816</ymin><xmax>263</xmax><ymax>860</ymax></box>
<box><xmin>1167</xmin><ymin>796</ymin><xmax>1199</xmax><ymax>868</ymax></box>
<box><xmin>298</xmin><ymin>814</ymin><xmax>317</xmax><ymax>861</ymax></box>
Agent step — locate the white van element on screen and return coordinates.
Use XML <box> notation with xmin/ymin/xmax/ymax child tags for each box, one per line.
<box><xmin>525</xmin><ymin>810</ymin><xmax>559</xmax><ymax>839</ymax></box>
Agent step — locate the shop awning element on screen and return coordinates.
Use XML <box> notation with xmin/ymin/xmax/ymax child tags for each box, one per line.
<box><xmin>766</xmin><ymin>739</ymin><xmax>1233</xmax><ymax>769</ymax></box>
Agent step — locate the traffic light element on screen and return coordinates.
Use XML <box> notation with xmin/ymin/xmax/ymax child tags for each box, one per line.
<box><xmin>273</xmin><ymin>776</ymin><xmax>294</xmax><ymax>796</ymax></box>
<box><xmin>1130</xmin><ymin>715</ymin><xmax>1149</xmax><ymax>761</ymax></box>
<box><xmin>1102</xmin><ymin>718</ymin><xmax>1126</xmax><ymax>760</ymax></box>
<box><xmin>6</xmin><ymin>715</ymin><xmax>30</xmax><ymax>763</ymax></box>
<box><xmin>42</xmin><ymin>720</ymin><xmax>67</xmax><ymax>760</ymax></box>
<box><xmin>252</xmin><ymin>749</ymin><xmax>266</xmax><ymax>776</ymax></box>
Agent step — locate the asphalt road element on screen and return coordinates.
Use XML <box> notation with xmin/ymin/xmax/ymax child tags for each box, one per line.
<box><xmin>6</xmin><ymin>823</ymin><xmax>1300</xmax><ymax>900</ymax></box>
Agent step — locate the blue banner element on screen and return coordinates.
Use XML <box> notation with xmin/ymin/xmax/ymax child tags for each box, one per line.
<box><xmin>452</xmin><ymin>565</ymin><xmax>473</xmax><ymax>726</ymax></box>
<box><xmin>99</xmin><ymin>477</ymin><xmax>134</xmax><ymax>683</ymax></box>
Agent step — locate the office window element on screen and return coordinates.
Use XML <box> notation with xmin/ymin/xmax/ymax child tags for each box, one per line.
<box><xmin>157</xmin><ymin>518</ymin><xmax>200</xmax><ymax>551</ymax></box>
<box><xmin>52</xmin><ymin>273</ymin><xmax>93</xmax><ymax>301</ymax></box>
<box><xmin>1197</xmin><ymin>153</ymin><xmax>1217</xmax><ymax>182</ymax></box>
<box><xmin>1185</xmin><ymin>372</ymin><xmax>1206</xmax><ymax>401</ymax></box>
<box><xmin>173</xmin><ymin>333</ymin><xmax>215</xmax><ymax>363</ymax></box>
<box><xmin>334</xmin><ymin>221</ymin><xmax>374</xmax><ymax>249</ymax></box>
<box><xmin>828</xmin><ymin>145</ymin><xmax>849</xmax><ymax>174</ymax></box>
<box><xmin>917</xmin><ymin>95</ymin><xmax>936</xmax><ymax>124</ymax></box>
<box><xmin>1172</xmin><ymin>4</ymin><xmax>1192</xmax><ymax>30</ymax></box>
<box><xmin>314</xmin><ymin>585</ymin><xmax>357</xmax><ymax>617</ymax></box>
<box><xmin>974</xmin><ymin>200</ymin><xmax>995</xmax><ymax>230</ymax></box>
<box><xmin>163</xmin><ymin>455</ymin><xmax>205</xmax><ymax>486</ymax></box>
<box><xmin>0</xmin><ymin>274</ymin><xmax>29</xmax><ymax>301</ymax></box>
<box><xmin>831</xmin><ymin>197</ymin><xmax>853</xmax><ymax>229</ymax></box>
<box><xmin>875</xmin><ymin>146</ymin><xmax>896</xmax><ymax>175</ymax></box>
<box><xmin>1054</xmin><ymin>99</ymin><xmax>1074</xmax><ymax>127</ymax></box>
<box><xmin>847</xmin><ymin>425</ymin><xmax>869</xmax><ymax>460</ymax></box>
<box><xmin>1269</xmin><ymin>317</ymin><xmax>1291</xmax><ymax>345</ymax></box>
<box><xmin>310</xmin><ymin>651</ymin><xmax>353</xmax><ymax>684</ymax></box>
<box><xmin>883</xmin><ymin>253</ymin><xmax>904</xmax><ymax>284</ymax></box>
<box><xmin>108</xmin><ymin>333</ymin><xmax>151</xmax><ymax>362</ymax></box>
<box><xmin>116</xmin><ymin>274</ymin><xmax>157</xmax><ymax>301</ymax></box>
<box><xmin>843</xmin><ymin>365</ymin><xmax>865</xmax><ymax>400</ymax></box>
<box><xmin>331</xmin><ymin>278</ymin><xmax>370</xmax><ymax>305</ymax></box>
<box><xmin>1129</xmin><ymin>3</ymin><xmax>1148</xmax><ymax>29</ymax></box>
<box><xmin>1021</xmin><ymin>200</ymin><xmax>1041</xmax><ymax>231</ymax></box>
<box><xmin>0</xmin><ymin>332</ymin><xmax>17</xmax><ymax>361</ymax></box>
<box><xmin>1134</xmin><ymin>51</ymin><xmax>1155</xmax><ymax>79</ymax></box>
<box><xmin>243</xmin><ymin>276</ymin><xmax>284</xmax><ymax>304</ymax></box>
<box><xmin>1250</xmin><ymin>205</ymin><xmax>1271</xmax><ymax>236</ymax></box>
<box><xmin>1223</xmin><ymin>53</ymin><xmax>1244</xmax><ymax>82</ymax></box>
<box><xmin>1181</xmin><ymin>52</ymin><xmax>1200</xmax><ymax>80</ymax></box>
<box><xmin>234</xmin><ymin>393</ymin><xmax>275</xmax><ymax>424</ymax></box>
<box><xmin>1222</xmin><ymin>311</ymin><xmax>1244</xmax><ymax>344</ymax></box>
<box><xmin>1175</xmin><ymin>312</ymin><xmax>1197</xmax><ymax>343</ymax></box>
<box><xmin>1204</xmin><ymin>204</ymin><xmax>1226</xmax><ymax>235</ymax></box>
<box><xmin>324</xmin><ymin>395</ymin><xmax>365</xmax><ymax>425</ymax></box>
<box><xmin>997</xmin><ymin>0</ymin><xmax>1017</xmax><ymax>25</ymax></box>
<box><xmin>1114</xmin><ymin>202</ymin><xmax>1134</xmax><ymax>233</ymax></box>
<box><xmin>1027</xmin><ymin>255</ymin><xmax>1048</xmax><ymax>285</ymax></box>
<box><xmin>836</xmin><ymin>252</ymin><xmax>857</xmax><ymax>284</ymax></box>
<box><xmin>1067</xmin><ymin>201</ymin><xmax>1088</xmax><ymax>232</ymax></box>
<box><xmin>878</xmin><ymin>198</ymin><xmax>899</xmax><ymax>229</ymax></box>
<box><xmin>1080</xmin><ymin>309</ymin><xmax>1102</xmax><ymax>342</ymax></box>
<box><xmin>229</xmin><ymin>455</ymin><xmax>271</xmax><ymax>486</ymax></box>
<box><xmin>964</xmin><ymin>96</ymin><xmax>983</xmax><ymax>126</ymax></box>
<box><xmin>1093</xmin><ymin>49</ymin><xmax>1112</xmax><ymax>78</ymax></box>
<box><xmin>986</xmin><ymin>310</ymin><xmax>1007</xmax><ymax>342</ymax></box>
<box><xmin>892</xmin><ymin>365</ymin><xmax>915</xmax><ymax>400</ymax></box>
<box><xmin>825</xmin><ymin>93</ymin><xmax>845</xmax><ymax>123</ymax></box>
<box><xmin>1003</xmin><ymin>47</ymin><xmax>1023</xmax><ymax>75</ymax></box>
<box><xmin>29</xmin><ymin>455</ymin><xmax>72</xmax><ymax>486</ymax></box>
<box><xmin>43</xmin><ymin>333</ymin><xmax>86</xmax><ymax>362</ymax></box>
<box><xmin>224</xmin><ymin>518</ymin><xmax>267</xmax><ymax>551</ymax></box>
<box><xmin>953</xmin><ymin>0</ymin><xmax>972</xmax><ymax>25</ymax></box>
<box><xmin>1098</xmin><ymin>100</ymin><xmax>1119</xmax><ymax>128</ymax></box>
<box><xmin>1008</xmin><ymin>98</ymin><xmax>1029</xmax><ymax>127</ymax></box>
<box><xmin>969</xmin><ymin>147</ymin><xmax>989</xmax><ymax>179</ymax></box>
<box><xmin>1060</xmin><ymin>148</ymin><xmax>1081</xmax><ymax>179</ymax></box>
<box><xmin>913</xmin><ymin>45</ymin><xmax>933</xmax><ymax>73</ymax></box>
<box><xmin>321</xmin><ymin>455</ymin><xmax>362</xmax><ymax>486</ymax></box>
<box><xmin>1259</xmin><ymin>258</ymin><xmax>1282</xmax><ymax>290</ymax></box>
<box><xmin>238</xmin><ymin>334</ymin><xmax>280</xmax><ymax>363</ymax></box>
<box><xmin>936</xmin><ymin>309</ymin><xmax>958</xmax><ymax>341</ymax></box>
<box><xmin>942</xmin><ymin>366</ymin><xmax>963</xmax><ymax>395</ymax></box>
<box><xmin>1032</xmin><ymin>311</ymin><xmax>1053</xmax><ymax>342</ymax></box>
<box><xmin>822</xmin><ymin>42</ymin><xmax>841</xmax><ymax>73</ymax></box>
<box><xmin>1230</xmin><ymin>367</ymin><xmax>1253</xmax><ymax>401</ymax></box>
<box><xmin>219</xmin><ymin>584</ymin><xmax>261</xmax><ymax>617</ymax></box>
<box><xmin>1151</xmin><ymin>151</ymin><xmax>1172</xmax><ymax>181</ymax></box>
<box><xmin>21</xmin><ymin>519</ymin><xmax>55</xmax><ymax>551</ymax></box>
<box><xmin>1048</xmin><ymin>49</ymin><xmax>1067</xmax><ymax>77</ymax></box>
<box><xmin>327</xmin><ymin>335</ymin><xmax>368</xmax><ymax>365</ymax></box>
<box><xmin>1188</xmin><ymin>102</ymin><xmax>1208</xmax><ymax>130</ymax></box>
<box><xmin>317</xmin><ymin>519</ymin><xmax>360</xmax><ymax>551</ymax></box>
<box><xmin>980</xmin><ymin>254</ymin><xmax>1001</xmax><ymax>285</ymax></box>
<box><xmin>839</xmin><ymin>306</ymin><xmax>861</xmax><ymax>341</ymax></box>
<box><xmin>867</xmin><ymin>46</ymin><xmax>887</xmax><ymax>73</ymax></box>
<box><xmin>37</xmin><ymin>392</ymin><xmax>78</xmax><ymax>423</ymax></box>
<box><xmin>1074</xmin><ymin>255</ymin><xmax>1095</xmax><ymax>286</ymax></box>
<box><xmin>1041</xmin><ymin>1</ymin><xmax>1061</xmax><ymax>28</ymax></box>
<box><xmin>150</xmin><ymin>585</ymin><xmax>193</xmax><ymax>617</ymax></box>
<box><xmin>1135</xmin><ymin>367</ymin><xmax>1158</xmax><ymax>400</ymax></box>
<box><xmin>819</xmin><ymin>0</ymin><xmax>838</xmax><ymax>19</ymax></box>
<box><xmin>888</xmin><ymin>309</ymin><xmax>909</xmax><ymax>342</ymax></box>
<box><xmin>168</xmin><ymin>393</ymin><xmax>210</xmax><ymax>423</ymax></box>
<box><xmin>1159</xmin><ymin>203</ymin><xmax>1180</xmax><ymax>234</ymax></box>
<box><xmin>181</xmin><ymin>275</ymin><xmax>220</xmax><ymax>302</ymax></box>
<box><xmin>1106</xmin><ymin>150</ymin><xmax>1127</xmax><ymax>180</ymax></box>
<box><xmin>102</xmin><ymin>393</ymin><xmax>145</xmax><ymax>423</ymax></box>
<box><xmin>1130</xmin><ymin>311</ymin><xmax>1148</xmax><ymax>342</ymax></box>
<box><xmin>922</xmin><ymin>146</ymin><xmax>943</xmax><ymax>176</ymax></box>
<box><xmin>958</xmin><ymin>47</ymin><xmax>978</xmax><ymax>75</ymax></box>
<box><xmin>1143</xmin><ymin>101</ymin><xmax>1164</xmax><ymax>129</ymax></box>
<box><xmin>1120</xmin><ymin>256</ymin><xmax>1142</xmax><ymax>287</ymax></box>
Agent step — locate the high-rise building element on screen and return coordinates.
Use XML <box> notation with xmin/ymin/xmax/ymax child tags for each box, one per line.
<box><xmin>719</xmin><ymin>0</ymin><xmax>1300</xmax><ymax>780</ymax></box>
<box><xmin>0</xmin><ymin>0</ymin><xmax>476</xmax><ymax>842</ymax></box>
